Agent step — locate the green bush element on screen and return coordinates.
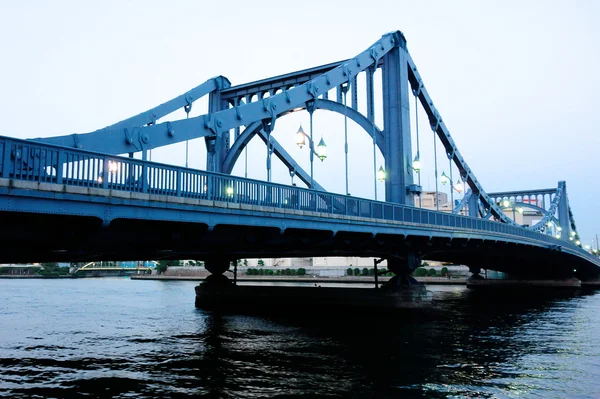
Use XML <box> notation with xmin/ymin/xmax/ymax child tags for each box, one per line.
<box><xmin>266</xmin><ymin>269</ymin><xmax>274</xmax><ymax>276</ymax></box>
<box><xmin>353</xmin><ymin>268</ymin><xmax>361</xmax><ymax>276</ymax></box>
<box><xmin>284</xmin><ymin>268</ymin><xmax>291</xmax><ymax>276</ymax></box>
<box><xmin>428</xmin><ymin>268</ymin><xmax>437</xmax><ymax>277</ymax></box>
<box><xmin>361</xmin><ymin>268</ymin><xmax>369</xmax><ymax>276</ymax></box>
<box><xmin>441</xmin><ymin>267</ymin><xmax>449</xmax><ymax>277</ymax></box>
<box><xmin>422</xmin><ymin>261</ymin><xmax>429</xmax><ymax>267</ymax></box>
<box><xmin>297</xmin><ymin>268</ymin><xmax>306</xmax><ymax>276</ymax></box>
<box><xmin>414</xmin><ymin>267</ymin><xmax>428</xmax><ymax>277</ymax></box>
<box><xmin>347</xmin><ymin>267</ymin><xmax>353</xmax><ymax>276</ymax></box>
<box><xmin>258</xmin><ymin>269</ymin><xmax>265</xmax><ymax>275</ymax></box>
<box><xmin>275</xmin><ymin>270</ymin><xmax>281</xmax><ymax>275</ymax></box>
<box><xmin>290</xmin><ymin>269</ymin><xmax>296</xmax><ymax>275</ymax></box>
<box><xmin>368</xmin><ymin>268</ymin><xmax>375</xmax><ymax>276</ymax></box>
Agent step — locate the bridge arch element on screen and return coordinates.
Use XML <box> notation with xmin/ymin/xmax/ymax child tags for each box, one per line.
<box><xmin>222</xmin><ymin>99</ymin><xmax>384</xmax><ymax>174</ymax></box>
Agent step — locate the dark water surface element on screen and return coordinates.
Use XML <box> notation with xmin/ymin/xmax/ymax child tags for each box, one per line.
<box><xmin>1</xmin><ymin>278</ymin><xmax>599</xmax><ymax>398</ymax></box>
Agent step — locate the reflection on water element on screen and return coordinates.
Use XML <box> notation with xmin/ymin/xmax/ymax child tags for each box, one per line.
<box><xmin>0</xmin><ymin>279</ymin><xmax>599</xmax><ymax>398</ymax></box>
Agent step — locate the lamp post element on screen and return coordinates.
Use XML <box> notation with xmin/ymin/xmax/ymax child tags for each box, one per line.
<box><xmin>501</xmin><ymin>199</ymin><xmax>523</xmax><ymax>223</ymax></box>
<box><xmin>296</xmin><ymin>124</ymin><xmax>327</xmax><ymax>189</ymax></box>
<box><xmin>377</xmin><ymin>166</ymin><xmax>386</xmax><ymax>183</ymax></box>
<box><xmin>441</xmin><ymin>172</ymin><xmax>463</xmax><ymax>211</ymax></box>
<box><xmin>409</xmin><ymin>156</ymin><xmax>422</xmax><ymax>207</ymax></box>
<box><xmin>341</xmin><ymin>83</ymin><xmax>350</xmax><ymax>195</ymax></box>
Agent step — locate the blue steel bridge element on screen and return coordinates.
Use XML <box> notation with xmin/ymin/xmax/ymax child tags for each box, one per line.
<box><xmin>0</xmin><ymin>30</ymin><xmax>598</xmax><ymax>280</ymax></box>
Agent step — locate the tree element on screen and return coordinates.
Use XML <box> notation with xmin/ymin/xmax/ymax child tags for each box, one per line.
<box><xmin>243</xmin><ymin>259</ymin><xmax>248</xmax><ymax>266</ymax></box>
<box><xmin>441</xmin><ymin>266</ymin><xmax>449</xmax><ymax>277</ymax></box>
<box><xmin>156</xmin><ymin>260</ymin><xmax>169</xmax><ymax>274</ymax></box>
<box><xmin>428</xmin><ymin>268</ymin><xmax>437</xmax><ymax>277</ymax></box>
<box><xmin>353</xmin><ymin>268</ymin><xmax>361</xmax><ymax>276</ymax></box>
<box><xmin>258</xmin><ymin>259</ymin><xmax>265</xmax><ymax>266</ymax></box>
<box><xmin>414</xmin><ymin>267</ymin><xmax>428</xmax><ymax>277</ymax></box>
<box><xmin>347</xmin><ymin>268</ymin><xmax>353</xmax><ymax>276</ymax></box>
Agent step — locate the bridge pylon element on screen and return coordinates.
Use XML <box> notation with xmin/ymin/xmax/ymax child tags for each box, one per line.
<box><xmin>382</xmin><ymin>32</ymin><xmax>416</xmax><ymax>206</ymax></box>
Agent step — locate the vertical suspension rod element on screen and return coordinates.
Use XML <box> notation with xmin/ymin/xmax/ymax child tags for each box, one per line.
<box><xmin>433</xmin><ymin>128</ymin><xmax>439</xmax><ymax>211</ymax></box>
<box><xmin>415</xmin><ymin>94</ymin><xmax>422</xmax><ymax>207</ymax></box>
<box><xmin>449</xmin><ymin>158</ymin><xmax>454</xmax><ymax>208</ymax></box>
<box><xmin>342</xmin><ymin>84</ymin><xmax>349</xmax><ymax>195</ymax></box>
<box><xmin>309</xmin><ymin>106</ymin><xmax>314</xmax><ymax>189</ymax></box>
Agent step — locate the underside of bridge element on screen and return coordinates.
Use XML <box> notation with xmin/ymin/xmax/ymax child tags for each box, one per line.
<box><xmin>1</xmin><ymin>211</ymin><xmax>596</xmax><ymax>280</ymax></box>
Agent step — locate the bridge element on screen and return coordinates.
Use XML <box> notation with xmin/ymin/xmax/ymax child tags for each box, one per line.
<box><xmin>71</xmin><ymin>261</ymin><xmax>154</xmax><ymax>275</ymax></box>
<box><xmin>0</xmin><ymin>30</ymin><xmax>598</xmax><ymax>282</ymax></box>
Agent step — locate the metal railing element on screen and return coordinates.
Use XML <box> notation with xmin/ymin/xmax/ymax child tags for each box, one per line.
<box><xmin>0</xmin><ymin>135</ymin><xmax>597</xmax><ymax>264</ymax></box>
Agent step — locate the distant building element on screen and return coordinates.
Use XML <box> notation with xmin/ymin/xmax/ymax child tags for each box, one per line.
<box><xmin>0</xmin><ymin>264</ymin><xmax>41</xmax><ymax>275</ymax></box>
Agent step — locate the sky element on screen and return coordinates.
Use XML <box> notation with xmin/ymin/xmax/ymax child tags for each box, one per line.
<box><xmin>0</xmin><ymin>1</ymin><xmax>598</xmax><ymax>245</ymax></box>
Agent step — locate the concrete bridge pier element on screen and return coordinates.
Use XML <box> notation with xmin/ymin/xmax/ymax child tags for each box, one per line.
<box><xmin>201</xmin><ymin>257</ymin><xmax>235</xmax><ymax>290</ymax></box>
<box><xmin>383</xmin><ymin>252</ymin><xmax>425</xmax><ymax>288</ymax></box>
<box><xmin>204</xmin><ymin>257</ymin><xmax>230</xmax><ymax>275</ymax></box>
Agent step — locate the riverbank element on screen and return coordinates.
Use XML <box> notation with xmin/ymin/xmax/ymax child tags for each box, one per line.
<box><xmin>130</xmin><ymin>275</ymin><xmax>468</xmax><ymax>285</ymax></box>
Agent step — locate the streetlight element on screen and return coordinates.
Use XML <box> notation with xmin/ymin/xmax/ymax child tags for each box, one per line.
<box><xmin>316</xmin><ymin>138</ymin><xmax>327</xmax><ymax>161</ymax></box>
<box><xmin>296</xmin><ymin>124</ymin><xmax>327</xmax><ymax>189</ymax></box>
<box><xmin>440</xmin><ymin>171</ymin><xmax>449</xmax><ymax>185</ymax></box>
<box><xmin>296</xmin><ymin>125</ymin><xmax>307</xmax><ymax>148</ymax></box>
<box><xmin>377</xmin><ymin>166</ymin><xmax>386</xmax><ymax>182</ymax></box>
<box><xmin>500</xmin><ymin>199</ymin><xmax>523</xmax><ymax>223</ymax></box>
<box><xmin>454</xmin><ymin>178</ymin><xmax>464</xmax><ymax>194</ymax></box>
<box><xmin>411</xmin><ymin>156</ymin><xmax>421</xmax><ymax>173</ymax></box>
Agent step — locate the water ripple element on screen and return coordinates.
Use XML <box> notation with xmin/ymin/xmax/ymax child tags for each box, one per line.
<box><xmin>1</xmin><ymin>279</ymin><xmax>600</xmax><ymax>398</ymax></box>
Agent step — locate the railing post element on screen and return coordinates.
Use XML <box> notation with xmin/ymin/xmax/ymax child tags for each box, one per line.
<box><xmin>141</xmin><ymin>163</ymin><xmax>148</xmax><ymax>193</ymax></box>
<box><xmin>101</xmin><ymin>157</ymin><xmax>109</xmax><ymax>189</ymax></box>
<box><xmin>296</xmin><ymin>187</ymin><xmax>301</xmax><ymax>210</ymax></box>
<box><xmin>56</xmin><ymin>149</ymin><xmax>65</xmax><ymax>184</ymax></box>
<box><xmin>1</xmin><ymin>140</ymin><xmax>11</xmax><ymax>179</ymax></box>
<box><xmin>207</xmin><ymin>175</ymin><xmax>213</xmax><ymax>200</ymax></box>
<box><xmin>176</xmin><ymin>170</ymin><xmax>182</xmax><ymax>197</ymax></box>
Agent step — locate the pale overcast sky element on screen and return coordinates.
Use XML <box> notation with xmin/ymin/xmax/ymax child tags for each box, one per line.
<box><xmin>1</xmin><ymin>1</ymin><xmax>598</xmax><ymax>244</ymax></box>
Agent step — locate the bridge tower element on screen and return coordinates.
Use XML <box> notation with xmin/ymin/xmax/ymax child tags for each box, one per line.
<box><xmin>381</xmin><ymin>32</ymin><xmax>420</xmax><ymax>276</ymax></box>
<box><xmin>381</xmin><ymin>32</ymin><xmax>415</xmax><ymax>207</ymax></box>
<box><xmin>557</xmin><ymin>181</ymin><xmax>570</xmax><ymax>240</ymax></box>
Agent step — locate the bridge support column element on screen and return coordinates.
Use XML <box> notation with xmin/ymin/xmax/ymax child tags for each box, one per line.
<box><xmin>468</xmin><ymin>266</ymin><xmax>485</xmax><ymax>281</ymax></box>
<box><xmin>204</xmin><ymin>257</ymin><xmax>230</xmax><ymax>275</ymax></box>
<box><xmin>557</xmin><ymin>180</ymin><xmax>569</xmax><ymax>240</ymax></box>
<box><xmin>200</xmin><ymin>257</ymin><xmax>234</xmax><ymax>294</ymax></box>
<box><xmin>468</xmin><ymin>193</ymin><xmax>479</xmax><ymax>217</ymax></box>
<box><xmin>381</xmin><ymin>32</ymin><xmax>415</xmax><ymax>206</ymax></box>
<box><xmin>382</xmin><ymin>251</ymin><xmax>424</xmax><ymax>288</ymax></box>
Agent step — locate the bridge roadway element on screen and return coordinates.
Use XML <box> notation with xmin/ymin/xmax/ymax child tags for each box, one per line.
<box><xmin>0</xmin><ymin>135</ymin><xmax>599</xmax><ymax>279</ymax></box>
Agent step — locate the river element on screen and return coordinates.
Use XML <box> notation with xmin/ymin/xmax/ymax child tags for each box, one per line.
<box><xmin>0</xmin><ymin>278</ymin><xmax>599</xmax><ymax>398</ymax></box>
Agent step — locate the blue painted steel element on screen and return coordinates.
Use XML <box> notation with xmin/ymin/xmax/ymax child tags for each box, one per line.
<box><xmin>8</xmin><ymin>29</ymin><xmax>591</xmax><ymax>265</ymax></box>
<box><xmin>382</xmin><ymin>32</ymin><xmax>414</xmax><ymax>205</ymax></box>
<box><xmin>1</xmin><ymin>135</ymin><xmax>598</xmax><ymax>270</ymax></box>
<box><xmin>31</xmin><ymin>34</ymin><xmax>396</xmax><ymax>159</ymax></box>
<box><xmin>220</xmin><ymin>99</ymin><xmax>384</xmax><ymax>178</ymax></box>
